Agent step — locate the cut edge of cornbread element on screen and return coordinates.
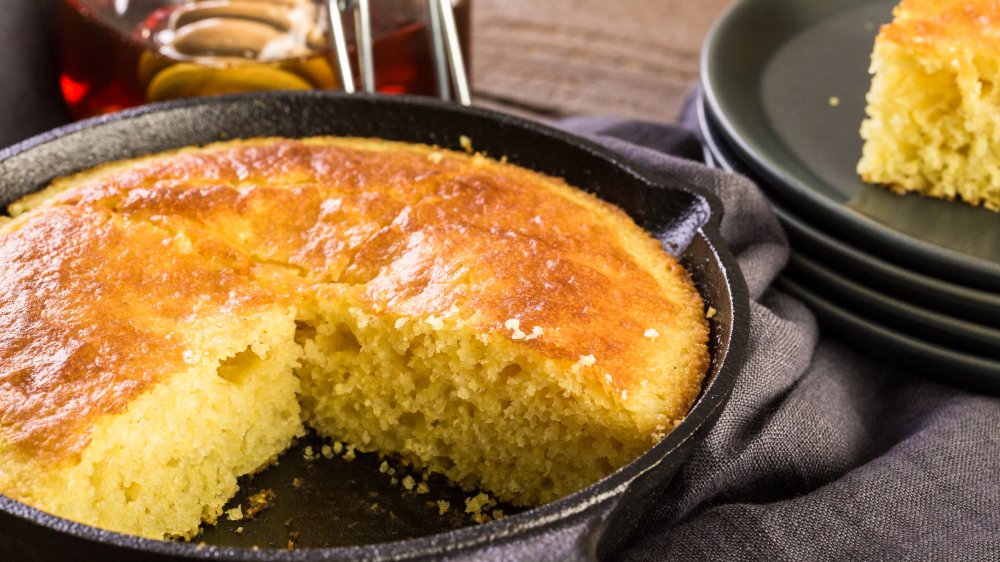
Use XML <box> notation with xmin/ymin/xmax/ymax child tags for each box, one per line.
<box><xmin>297</xmin><ymin>297</ymin><xmax>664</xmax><ymax>509</ymax></box>
<box><xmin>0</xmin><ymin>309</ymin><xmax>304</xmax><ymax>540</ymax></box>
<box><xmin>6</xmin><ymin>294</ymin><xmax>697</xmax><ymax>539</ymax></box>
<box><xmin>858</xmin><ymin>2</ymin><xmax>1000</xmax><ymax>211</ymax></box>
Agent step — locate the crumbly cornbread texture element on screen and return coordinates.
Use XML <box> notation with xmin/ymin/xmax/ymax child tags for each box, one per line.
<box><xmin>0</xmin><ymin>137</ymin><xmax>709</xmax><ymax>539</ymax></box>
<box><xmin>858</xmin><ymin>0</ymin><xmax>1000</xmax><ymax>210</ymax></box>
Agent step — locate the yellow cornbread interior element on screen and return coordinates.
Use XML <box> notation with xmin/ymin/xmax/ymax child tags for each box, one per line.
<box><xmin>0</xmin><ymin>137</ymin><xmax>709</xmax><ymax>542</ymax></box>
<box><xmin>0</xmin><ymin>310</ymin><xmax>304</xmax><ymax>540</ymax></box>
<box><xmin>6</xmin><ymin>296</ymin><xmax>654</xmax><ymax>540</ymax></box>
<box><xmin>858</xmin><ymin>0</ymin><xmax>1000</xmax><ymax>211</ymax></box>
<box><xmin>58</xmin><ymin>320</ymin><xmax>304</xmax><ymax>540</ymax></box>
<box><xmin>297</xmin><ymin>297</ymin><xmax>642</xmax><ymax>511</ymax></box>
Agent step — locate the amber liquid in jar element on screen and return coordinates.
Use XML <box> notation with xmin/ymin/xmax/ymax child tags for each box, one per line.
<box><xmin>58</xmin><ymin>0</ymin><xmax>470</xmax><ymax>119</ymax></box>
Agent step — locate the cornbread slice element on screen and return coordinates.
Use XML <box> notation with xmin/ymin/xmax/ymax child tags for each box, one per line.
<box><xmin>859</xmin><ymin>0</ymin><xmax>1000</xmax><ymax>211</ymax></box>
<box><xmin>0</xmin><ymin>138</ymin><xmax>710</xmax><ymax>539</ymax></box>
<box><xmin>0</xmin><ymin>205</ymin><xmax>304</xmax><ymax>539</ymax></box>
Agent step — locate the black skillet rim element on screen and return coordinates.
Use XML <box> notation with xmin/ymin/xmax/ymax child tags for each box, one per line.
<box><xmin>0</xmin><ymin>91</ymin><xmax>749</xmax><ymax>561</ymax></box>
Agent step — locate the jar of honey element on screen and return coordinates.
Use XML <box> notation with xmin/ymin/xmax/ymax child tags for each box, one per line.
<box><xmin>58</xmin><ymin>0</ymin><xmax>471</xmax><ymax>119</ymax></box>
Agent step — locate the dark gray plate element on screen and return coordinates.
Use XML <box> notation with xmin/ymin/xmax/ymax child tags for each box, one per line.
<box><xmin>786</xmin><ymin>253</ymin><xmax>1000</xmax><ymax>359</ymax></box>
<box><xmin>697</xmin><ymin>91</ymin><xmax>1000</xmax><ymax>390</ymax></box>
<box><xmin>0</xmin><ymin>92</ymin><xmax>748</xmax><ymax>561</ymax></box>
<box><xmin>702</xmin><ymin>0</ymin><xmax>1000</xmax><ymax>291</ymax></box>
<box><xmin>775</xmin><ymin>275</ymin><xmax>1000</xmax><ymax>393</ymax></box>
<box><xmin>697</xmin><ymin>91</ymin><xmax>1000</xmax><ymax>329</ymax></box>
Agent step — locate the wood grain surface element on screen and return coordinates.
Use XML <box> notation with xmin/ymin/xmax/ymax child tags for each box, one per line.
<box><xmin>471</xmin><ymin>0</ymin><xmax>736</xmax><ymax>121</ymax></box>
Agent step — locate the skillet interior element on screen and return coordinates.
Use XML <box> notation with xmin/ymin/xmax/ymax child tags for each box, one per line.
<box><xmin>0</xmin><ymin>92</ymin><xmax>748</xmax><ymax>561</ymax></box>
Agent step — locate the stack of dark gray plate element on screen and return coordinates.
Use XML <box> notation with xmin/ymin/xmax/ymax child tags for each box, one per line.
<box><xmin>700</xmin><ymin>0</ymin><xmax>1000</xmax><ymax>391</ymax></box>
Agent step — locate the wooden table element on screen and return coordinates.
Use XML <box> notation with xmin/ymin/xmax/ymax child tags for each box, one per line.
<box><xmin>471</xmin><ymin>0</ymin><xmax>736</xmax><ymax>121</ymax></box>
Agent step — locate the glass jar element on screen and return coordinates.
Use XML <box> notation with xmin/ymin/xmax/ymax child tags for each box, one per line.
<box><xmin>57</xmin><ymin>0</ymin><xmax>471</xmax><ymax>119</ymax></box>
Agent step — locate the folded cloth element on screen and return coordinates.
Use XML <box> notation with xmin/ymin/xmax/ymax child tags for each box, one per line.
<box><xmin>559</xmin><ymin>115</ymin><xmax>1000</xmax><ymax>562</ymax></box>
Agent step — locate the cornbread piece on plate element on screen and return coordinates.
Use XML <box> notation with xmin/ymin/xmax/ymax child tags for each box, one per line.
<box><xmin>858</xmin><ymin>0</ymin><xmax>1000</xmax><ymax>211</ymax></box>
<box><xmin>0</xmin><ymin>138</ymin><xmax>709</xmax><ymax>539</ymax></box>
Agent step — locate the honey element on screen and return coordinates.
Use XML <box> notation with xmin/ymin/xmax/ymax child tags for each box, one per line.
<box><xmin>57</xmin><ymin>0</ymin><xmax>469</xmax><ymax>119</ymax></box>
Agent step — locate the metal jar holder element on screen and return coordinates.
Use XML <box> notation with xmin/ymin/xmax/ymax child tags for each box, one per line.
<box><xmin>327</xmin><ymin>0</ymin><xmax>471</xmax><ymax>104</ymax></box>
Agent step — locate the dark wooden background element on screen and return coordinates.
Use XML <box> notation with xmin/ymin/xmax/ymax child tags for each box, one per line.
<box><xmin>471</xmin><ymin>0</ymin><xmax>736</xmax><ymax>121</ymax></box>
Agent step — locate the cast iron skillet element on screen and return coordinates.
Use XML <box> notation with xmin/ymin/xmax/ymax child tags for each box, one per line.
<box><xmin>0</xmin><ymin>92</ymin><xmax>749</xmax><ymax>561</ymax></box>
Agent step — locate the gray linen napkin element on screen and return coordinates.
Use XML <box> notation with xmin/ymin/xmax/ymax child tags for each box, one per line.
<box><xmin>560</xmin><ymin>117</ymin><xmax>1000</xmax><ymax>562</ymax></box>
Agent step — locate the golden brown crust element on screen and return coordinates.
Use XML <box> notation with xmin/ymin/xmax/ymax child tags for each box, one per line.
<box><xmin>0</xmin><ymin>205</ymin><xmax>284</xmax><ymax>460</ymax></box>
<box><xmin>345</xmin><ymin>162</ymin><xmax>688</xmax><ymax>390</ymax></box>
<box><xmin>1</xmin><ymin>138</ymin><xmax>708</xmax><ymax>461</ymax></box>
<box><xmin>879</xmin><ymin>0</ymin><xmax>1000</xmax><ymax>53</ymax></box>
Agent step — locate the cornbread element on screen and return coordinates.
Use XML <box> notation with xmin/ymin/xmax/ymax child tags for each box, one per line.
<box><xmin>0</xmin><ymin>137</ymin><xmax>709</xmax><ymax>540</ymax></box>
<box><xmin>858</xmin><ymin>0</ymin><xmax>1000</xmax><ymax>210</ymax></box>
